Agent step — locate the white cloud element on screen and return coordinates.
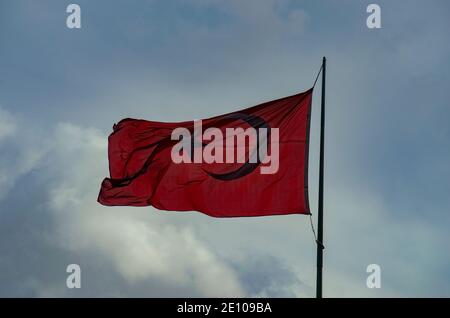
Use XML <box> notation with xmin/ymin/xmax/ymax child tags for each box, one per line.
<box><xmin>44</xmin><ymin>122</ymin><xmax>245</xmax><ymax>297</ymax></box>
<box><xmin>0</xmin><ymin>107</ymin><xmax>49</xmax><ymax>200</ymax></box>
<box><xmin>0</xmin><ymin>106</ymin><xmax>17</xmax><ymax>141</ymax></box>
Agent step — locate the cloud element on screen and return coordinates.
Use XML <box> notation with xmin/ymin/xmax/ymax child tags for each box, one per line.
<box><xmin>35</xmin><ymin>122</ymin><xmax>245</xmax><ymax>297</ymax></box>
<box><xmin>230</xmin><ymin>253</ymin><xmax>312</xmax><ymax>297</ymax></box>
<box><xmin>0</xmin><ymin>106</ymin><xmax>49</xmax><ymax>200</ymax></box>
<box><xmin>0</xmin><ymin>107</ymin><xmax>17</xmax><ymax>141</ymax></box>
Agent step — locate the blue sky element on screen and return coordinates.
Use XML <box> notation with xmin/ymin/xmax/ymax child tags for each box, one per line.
<box><xmin>0</xmin><ymin>0</ymin><xmax>449</xmax><ymax>297</ymax></box>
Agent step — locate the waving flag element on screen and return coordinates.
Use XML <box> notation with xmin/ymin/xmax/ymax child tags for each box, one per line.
<box><xmin>98</xmin><ymin>88</ymin><xmax>313</xmax><ymax>217</ymax></box>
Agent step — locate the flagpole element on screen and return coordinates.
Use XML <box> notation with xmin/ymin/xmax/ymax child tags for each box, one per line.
<box><xmin>316</xmin><ymin>56</ymin><xmax>326</xmax><ymax>298</ymax></box>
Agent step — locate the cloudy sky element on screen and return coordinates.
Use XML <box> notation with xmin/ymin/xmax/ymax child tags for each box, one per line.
<box><xmin>1</xmin><ymin>0</ymin><xmax>449</xmax><ymax>297</ymax></box>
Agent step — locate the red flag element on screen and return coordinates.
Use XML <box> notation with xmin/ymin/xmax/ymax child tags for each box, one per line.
<box><xmin>98</xmin><ymin>88</ymin><xmax>313</xmax><ymax>217</ymax></box>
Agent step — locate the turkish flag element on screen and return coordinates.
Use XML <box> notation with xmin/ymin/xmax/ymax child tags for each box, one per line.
<box><xmin>98</xmin><ymin>88</ymin><xmax>313</xmax><ymax>217</ymax></box>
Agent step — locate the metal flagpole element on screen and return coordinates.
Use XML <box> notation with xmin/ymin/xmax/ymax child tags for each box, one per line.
<box><xmin>316</xmin><ymin>56</ymin><xmax>326</xmax><ymax>298</ymax></box>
